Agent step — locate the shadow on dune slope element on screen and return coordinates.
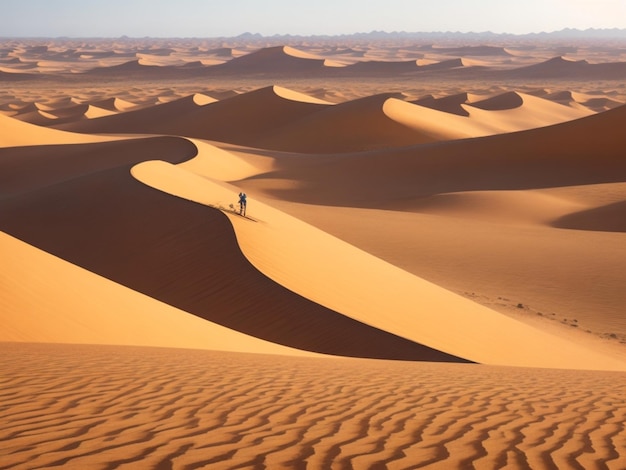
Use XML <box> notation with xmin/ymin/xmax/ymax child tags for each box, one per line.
<box><xmin>552</xmin><ymin>200</ymin><xmax>626</xmax><ymax>233</ymax></box>
<box><xmin>249</xmin><ymin>104</ymin><xmax>626</xmax><ymax>207</ymax></box>
<box><xmin>0</xmin><ymin>138</ymin><xmax>469</xmax><ymax>362</ymax></box>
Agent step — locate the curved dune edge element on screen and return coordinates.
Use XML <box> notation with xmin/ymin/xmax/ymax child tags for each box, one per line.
<box><xmin>272</xmin><ymin>84</ymin><xmax>333</xmax><ymax>104</ymax></box>
<box><xmin>388</xmin><ymin>92</ymin><xmax>592</xmax><ymax>140</ymax></box>
<box><xmin>179</xmin><ymin>138</ymin><xmax>274</xmax><ymax>181</ymax></box>
<box><xmin>49</xmin><ymin>87</ymin><xmax>592</xmax><ymax>154</ymax></box>
<box><xmin>131</xmin><ymin>154</ymin><xmax>626</xmax><ymax>371</ymax></box>
<box><xmin>1</xmin><ymin>144</ymin><xmax>460</xmax><ymax>362</ymax></box>
<box><xmin>0</xmin><ymin>231</ymin><xmax>320</xmax><ymax>357</ymax></box>
<box><xmin>0</xmin><ymin>113</ymin><xmax>120</xmax><ymax>148</ymax></box>
<box><xmin>462</xmin><ymin>92</ymin><xmax>593</xmax><ymax>133</ymax></box>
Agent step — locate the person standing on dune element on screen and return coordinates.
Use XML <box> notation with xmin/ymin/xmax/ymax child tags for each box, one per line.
<box><xmin>238</xmin><ymin>192</ymin><xmax>247</xmax><ymax>216</ymax></box>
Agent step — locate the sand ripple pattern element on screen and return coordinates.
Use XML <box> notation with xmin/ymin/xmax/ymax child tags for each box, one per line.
<box><xmin>2</xmin><ymin>343</ymin><xmax>625</xmax><ymax>469</ymax></box>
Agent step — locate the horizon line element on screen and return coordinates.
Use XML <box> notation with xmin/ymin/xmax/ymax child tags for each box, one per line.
<box><xmin>3</xmin><ymin>27</ymin><xmax>626</xmax><ymax>41</ymax></box>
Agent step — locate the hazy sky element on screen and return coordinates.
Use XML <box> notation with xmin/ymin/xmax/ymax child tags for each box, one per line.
<box><xmin>2</xmin><ymin>0</ymin><xmax>626</xmax><ymax>37</ymax></box>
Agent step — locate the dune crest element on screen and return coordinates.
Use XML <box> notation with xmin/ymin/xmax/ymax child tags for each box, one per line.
<box><xmin>131</xmin><ymin>157</ymin><xmax>625</xmax><ymax>370</ymax></box>
<box><xmin>271</xmin><ymin>85</ymin><xmax>332</xmax><ymax>104</ymax></box>
<box><xmin>0</xmin><ymin>113</ymin><xmax>116</xmax><ymax>147</ymax></box>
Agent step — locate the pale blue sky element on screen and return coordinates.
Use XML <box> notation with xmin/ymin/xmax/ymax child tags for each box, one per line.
<box><xmin>2</xmin><ymin>0</ymin><xmax>625</xmax><ymax>37</ymax></box>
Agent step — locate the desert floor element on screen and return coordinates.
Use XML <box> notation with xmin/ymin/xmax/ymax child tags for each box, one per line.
<box><xmin>1</xmin><ymin>36</ymin><xmax>626</xmax><ymax>469</ymax></box>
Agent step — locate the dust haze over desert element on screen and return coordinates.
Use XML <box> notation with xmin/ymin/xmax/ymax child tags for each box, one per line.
<box><xmin>2</xmin><ymin>0</ymin><xmax>626</xmax><ymax>467</ymax></box>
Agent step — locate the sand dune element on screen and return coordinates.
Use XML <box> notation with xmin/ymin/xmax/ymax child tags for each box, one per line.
<box><xmin>84</xmin><ymin>58</ymin><xmax>207</xmax><ymax>78</ymax></box>
<box><xmin>430</xmin><ymin>45</ymin><xmax>514</xmax><ymax>57</ymax></box>
<box><xmin>0</xmin><ymin>69</ymin><xmax>39</xmax><ymax>80</ymax></box>
<box><xmin>232</xmin><ymin>105</ymin><xmax>626</xmax><ymax>354</ymax></box>
<box><xmin>543</xmin><ymin>90</ymin><xmax>625</xmax><ymax>111</ymax></box>
<box><xmin>414</xmin><ymin>92</ymin><xmax>474</xmax><ymax>116</ymax></box>
<box><xmin>252</xmin><ymin>94</ymin><xmax>479</xmax><ymax>152</ymax></box>
<box><xmin>1</xmin><ymin>101</ymin><xmax>38</xmax><ymax>113</ymax></box>
<box><xmin>340</xmin><ymin>59</ymin><xmax>420</xmax><ymax>74</ymax></box>
<box><xmin>0</xmin><ymin>233</ymin><xmax>318</xmax><ymax>357</ymax></box>
<box><xmin>131</xmin><ymin>153</ymin><xmax>625</xmax><ymax>370</ymax></box>
<box><xmin>16</xmin><ymin>41</ymin><xmax>626</xmax><ymax>81</ymax></box>
<box><xmin>244</xmin><ymin>103</ymin><xmax>626</xmax><ymax>206</ymax></box>
<box><xmin>55</xmin><ymin>92</ymin><xmax>218</xmax><ymax>134</ymax></box>
<box><xmin>3</xmin><ymin>36</ymin><xmax>626</xmax><ymax>468</ymax></box>
<box><xmin>2</xmin><ymin>121</ymin><xmax>622</xmax><ymax>367</ymax></box>
<box><xmin>503</xmin><ymin>55</ymin><xmax>626</xmax><ymax>79</ymax></box>
<box><xmin>14</xmin><ymin>103</ymin><xmax>94</xmax><ymax>126</ymax></box>
<box><xmin>0</xmin><ymin>137</ymin><xmax>463</xmax><ymax>362</ymax></box>
<box><xmin>54</xmin><ymin>87</ymin><xmax>592</xmax><ymax>153</ymax></box>
<box><xmin>0</xmin><ymin>113</ymin><xmax>117</xmax><ymax>147</ymax></box>
<box><xmin>84</xmin><ymin>104</ymin><xmax>118</xmax><ymax>119</ymax></box>
<box><xmin>211</xmin><ymin>45</ymin><xmax>327</xmax><ymax>75</ymax></box>
<box><xmin>57</xmin><ymin>86</ymin><xmax>330</xmax><ymax>145</ymax></box>
<box><xmin>463</xmin><ymin>91</ymin><xmax>593</xmax><ymax>133</ymax></box>
<box><xmin>89</xmin><ymin>96</ymin><xmax>140</xmax><ymax>112</ymax></box>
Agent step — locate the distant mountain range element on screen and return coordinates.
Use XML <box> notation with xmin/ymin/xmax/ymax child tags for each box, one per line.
<box><xmin>3</xmin><ymin>28</ymin><xmax>625</xmax><ymax>42</ymax></box>
<box><xmin>233</xmin><ymin>28</ymin><xmax>626</xmax><ymax>42</ymax></box>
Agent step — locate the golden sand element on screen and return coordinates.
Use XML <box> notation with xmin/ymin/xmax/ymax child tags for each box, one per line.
<box><xmin>2</xmin><ymin>37</ymin><xmax>626</xmax><ymax>468</ymax></box>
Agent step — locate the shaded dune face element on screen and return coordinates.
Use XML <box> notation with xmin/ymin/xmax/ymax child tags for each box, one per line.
<box><xmin>55</xmin><ymin>86</ymin><xmax>328</xmax><ymax>147</ymax></box>
<box><xmin>254</xmin><ymin>104</ymin><xmax>626</xmax><ymax>207</ymax></box>
<box><xmin>0</xmin><ymin>140</ymin><xmax>469</xmax><ymax>363</ymax></box>
<box><xmin>0</xmin><ymin>136</ymin><xmax>197</xmax><ymax>196</ymax></box>
<box><xmin>552</xmin><ymin>200</ymin><xmax>626</xmax><ymax>232</ymax></box>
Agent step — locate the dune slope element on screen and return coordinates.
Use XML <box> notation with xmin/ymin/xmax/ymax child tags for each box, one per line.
<box><xmin>0</xmin><ymin>232</ymin><xmax>321</xmax><ymax>357</ymax></box>
<box><xmin>0</xmin><ymin>140</ymin><xmax>465</xmax><ymax>362</ymax></box>
<box><xmin>244</xmin><ymin>104</ymin><xmax>626</xmax><ymax>206</ymax></box>
<box><xmin>132</xmin><ymin>153</ymin><xmax>625</xmax><ymax>370</ymax></box>
<box><xmin>56</xmin><ymin>86</ymin><xmax>329</xmax><ymax>146</ymax></box>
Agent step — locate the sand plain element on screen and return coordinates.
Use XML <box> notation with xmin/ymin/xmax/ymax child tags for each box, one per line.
<box><xmin>1</xmin><ymin>36</ymin><xmax>626</xmax><ymax>468</ymax></box>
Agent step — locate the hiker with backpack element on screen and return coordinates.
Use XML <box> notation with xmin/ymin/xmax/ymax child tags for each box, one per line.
<box><xmin>238</xmin><ymin>192</ymin><xmax>247</xmax><ymax>216</ymax></box>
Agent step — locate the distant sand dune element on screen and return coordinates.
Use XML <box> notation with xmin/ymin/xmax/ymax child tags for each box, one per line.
<box><xmin>341</xmin><ymin>59</ymin><xmax>420</xmax><ymax>74</ymax></box>
<box><xmin>543</xmin><ymin>90</ymin><xmax>625</xmax><ymax>111</ymax></box>
<box><xmin>414</xmin><ymin>92</ymin><xmax>473</xmax><ymax>116</ymax></box>
<box><xmin>247</xmin><ymin>104</ymin><xmax>626</xmax><ymax>206</ymax></box>
<box><xmin>503</xmin><ymin>56</ymin><xmax>626</xmax><ymax>79</ymax></box>
<box><xmin>463</xmin><ymin>91</ymin><xmax>593</xmax><ymax>132</ymax></box>
<box><xmin>56</xmin><ymin>92</ymin><xmax>217</xmax><ymax>134</ymax></box>
<box><xmin>253</xmin><ymin>94</ymin><xmax>477</xmax><ymax>152</ymax></box>
<box><xmin>0</xmin><ymin>113</ymin><xmax>116</xmax><ymax>147</ymax></box>
<box><xmin>57</xmin><ymin>86</ymin><xmax>330</xmax><ymax>146</ymax></box>
<box><xmin>84</xmin><ymin>104</ymin><xmax>117</xmax><ymax>119</ymax></box>
<box><xmin>469</xmin><ymin>91</ymin><xmax>524</xmax><ymax>110</ymax></box>
<box><xmin>55</xmin><ymin>87</ymin><xmax>591</xmax><ymax>153</ymax></box>
<box><xmin>431</xmin><ymin>45</ymin><xmax>514</xmax><ymax>57</ymax></box>
<box><xmin>14</xmin><ymin>103</ymin><xmax>93</xmax><ymax>126</ymax></box>
<box><xmin>212</xmin><ymin>45</ymin><xmax>326</xmax><ymax>75</ymax></box>
<box><xmin>89</xmin><ymin>97</ymin><xmax>140</xmax><ymax>112</ymax></box>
